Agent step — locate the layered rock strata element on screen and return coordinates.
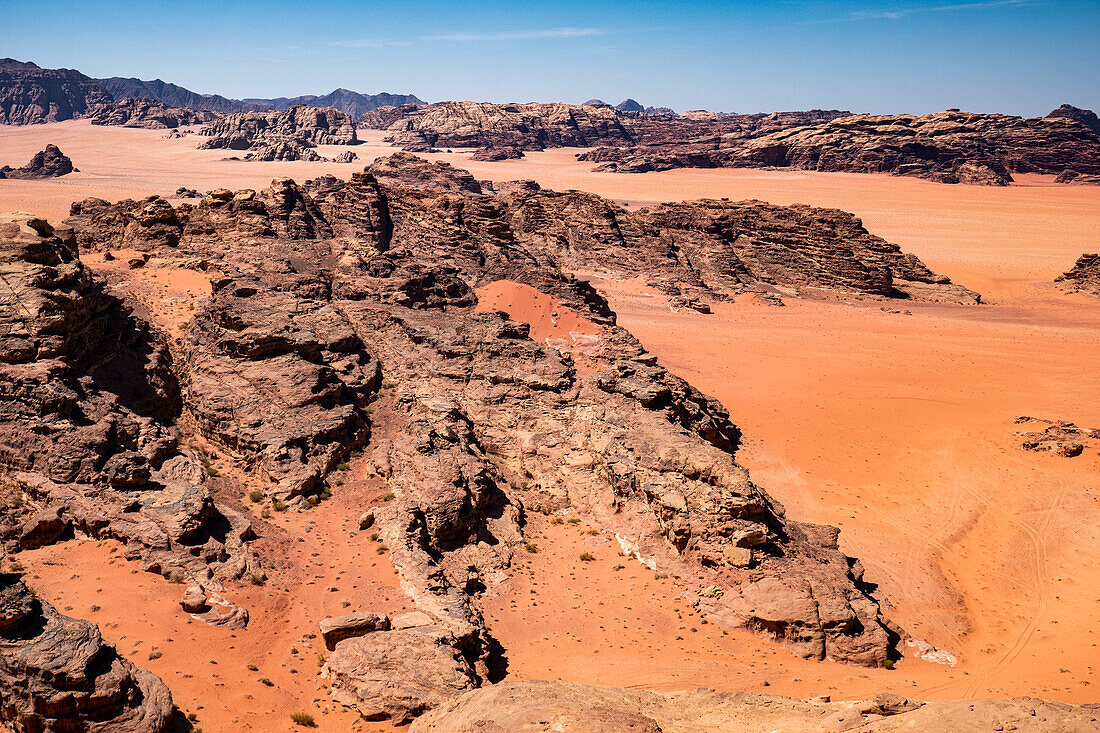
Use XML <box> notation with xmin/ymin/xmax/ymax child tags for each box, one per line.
<box><xmin>89</xmin><ymin>97</ymin><xmax>216</xmax><ymax>129</ymax></box>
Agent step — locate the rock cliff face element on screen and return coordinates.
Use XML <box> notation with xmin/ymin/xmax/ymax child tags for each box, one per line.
<box><xmin>0</xmin><ymin>145</ymin><xmax>77</xmax><ymax>179</ymax></box>
<box><xmin>411</xmin><ymin>680</ymin><xmax>1100</xmax><ymax>732</ymax></box>
<box><xmin>0</xmin><ymin>570</ymin><xmax>178</xmax><ymax>731</ymax></box>
<box><xmin>580</xmin><ymin>110</ymin><xmax>1100</xmax><ymax>182</ymax></box>
<box><xmin>1055</xmin><ymin>253</ymin><xmax>1100</xmax><ymax>296</ymax></box>
<box><xmin>198</xmin><ymin>105</ymin><xmax>358</xmax><ymax>149</ymax></box>
<box><xmin>0</xmin><ymin>213</ymin><xmax>259</xmax><ymax>586</ymax></box>
<box><xmin>89</xmin><ymin>97</ymin><xmax>217</xmax><ymax>128</ymax></box>
<box><xmin>0</xmin><ymin>58</ymin><xmax>112</xmax><ymax>125</ymax></box>
<box><xmin>362</xmin><ymin>101</ymin><xmax>634</xmax><ymax>152</ymax></box>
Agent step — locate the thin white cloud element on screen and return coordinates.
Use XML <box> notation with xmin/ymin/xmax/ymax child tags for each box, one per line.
<box><xmin>849</xmin><ymin>0</ymin><xmax>1037</xmax><ymax>21</ymax></box>
<box><xmin>329</xmin><ymin>39</ymin><xmax>413</xmax><ymax>49</ymax></box>
<box><xmin>425</xmin><ymin>27</ymin><xmax>606</xmax><ymax>42</ymax></box>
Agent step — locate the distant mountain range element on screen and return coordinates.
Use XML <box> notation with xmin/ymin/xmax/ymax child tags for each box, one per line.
<box><xmin>583</xmin><ymin>98</ymin><xmax>676</xmax><ymax>114</ymax></box>
<box><xmin>98</xmin><ymin>77</ymin><xmax>425</xmax><ymax>119</ymax></box>
<box><xmin>0</xmin><ymin>58</ymin><xmax>424</xmax><ymax>124</ymax></box>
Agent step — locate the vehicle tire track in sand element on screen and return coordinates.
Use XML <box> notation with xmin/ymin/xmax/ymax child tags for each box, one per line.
<box><xmin>957</xmin><ymin>434</ymin><xmax>1058</xmax><ymax>699</ymax></box>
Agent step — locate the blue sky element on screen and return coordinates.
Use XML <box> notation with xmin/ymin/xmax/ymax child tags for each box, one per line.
<box><xmin>2</xmin><ymin>0</ymin><xmax>1096</xmax><ymax>115</ymax></box>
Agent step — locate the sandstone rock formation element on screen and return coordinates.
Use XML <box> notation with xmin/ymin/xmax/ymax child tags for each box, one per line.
<box><xmin>0</xmin><ymin>569</ymin><xmax>178</xmax><ymax>731</ymax></box>
<box><xmin>199</xmin><ymin>104</ymin><xmax>359</xmax><ymax>150</ymax></box>
<box><xmin>411</xmin><ymin>680</ymin><xmax>1100</xmax><ymax>732</ymax></box>
<box><xmin>363</xmin><ymin>101</ymin><xmax>633</xmax><ymax>152</ymax></box>
<box><xmin>1047</xmin><ymin>104</ymin><xmax>1100</xmax><ymax>136</ymax></box>
<box><xmin>580</xmin><ymin>109</ymin><xmax>1100</xmax><ymax>182</ymax></box>
<box><xmin>89</xmin><ymin>97</ymin><xmax>216</xmax><ymax>128</ymax></box>
<box><xmin>1055</xmin><ymin>169</ymin><xmax>1100</xmax><ymax>185</ymax></box>
<box><xmin>0</xmin><ymin>145</ymin><xmax>77</xmax><ymax>179</ymax></box>
<box><xmin>1055</xmin><ymin>253</ymin><xmax>1100</xmax><ymax>296</ymax></box>
<box><xmin>0</xmin><ymin>58</ymin><xmax>112</xmax><ymax>125</ymax></box>
<box><xmin>52</xmin><ymin>155</ymin><xmax>989</xmax><ymax>721</ymax></box>
<box><xmin>0</xmin><ymin>213</ymin><xmax>260</xmax><ymax>586</ymax></box>
<box><xmin>1015</xmin><ymin>417</ymin><xmax>1100</xmax><ymax>457</ymax></box>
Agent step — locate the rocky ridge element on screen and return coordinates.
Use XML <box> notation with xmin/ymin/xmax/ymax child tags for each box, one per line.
<box><xmin>48</xmin><ymin>155</ymin><xmax>991</xmax><ymax>721</ymax></box>
<box><xmin>198</xmin><ymin>105</ymin><xmax>359</xmax><ymax>161</ymax></box>
<box><xmin>579</xmin><ymin>109</ymin><xmax>1100</xmax><ymax>183</ymax></box>
<box><xmin>0</xmin><ymin>213</ymin><xmax>260</xmax><ymax>586</ymax></box>
<box><xmin>0</xmin><ymin>145</ymin><xmax>77</xmax><ymax>179</ymax></box>
<box><xmin>89</xmin><ymin>97</ymin><xmax>218</xmax><ymax>129</ymax></box>
<box><xmin>0</xmin><ymin>58</ymin><xmax>112</xmax><ymax>125</ymax></box>
<box><xmin>1055</xmin><ymin>253</ymin><xmax>1100</xmax><ymax>296</ymax></box>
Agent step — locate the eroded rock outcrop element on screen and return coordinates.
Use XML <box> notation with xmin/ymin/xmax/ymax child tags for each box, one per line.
<box><xmin>0</xmin><ymin>145</ymin><xmax>77</xmax><ymax>179</ymax></box>
<box><xmin>580</xmin><ymin>109</ymin><xmax>1100</xmax><ymax>182</ymax></box>
<box><xmin>53</xmin><ymin>155</ymin><xmax>991</xmax><ymax>719</ymax></box>
<box><xmin>1047</xmin><ymin>104</ymin><xmax>1100</xmax><ymax>136</ymax></box>
<box><xmin>1015</xmin><ymin>417</ymin><xmax>1100</xmax><ymax>457</ymax></box>
<box><xmin>198</xmin><ymin>104</ymin><xmax>359</xmax><ymax>151</ymax></box>
<box><xmin>364</xmin><ymin>101</ymin><xmax>633</xmax><ymax>152</ymax></box>
<box><xmin>1055</xmin><ymin>253</ymin><xmax>1100</xmax><ymax>296</ymax></box>
<box><xmin>0</xmin><ymin>213</ymin><xmax>259</xmax><ymax>586</ymax></box>
<box><xmin>89</xmin><ymin>97</ymin><xmax>215</xmax><ymax>129</ymax></box>
<box><xmin>0</xmin><ymin>569</ymin><xmax>178</xmax><ymax>731</ymax></box>
<box><xmin>0</xmin><ymin>59</ymin><xmax>112</xmax><ymax>125</ymax></box>
<box><xmin>411</xmin><ymin>680</ymin><xmax>1100</xmax><ymax>732</ymax></box>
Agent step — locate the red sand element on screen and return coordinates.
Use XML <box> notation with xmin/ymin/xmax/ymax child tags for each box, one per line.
<box><xmin>474</xmin><ymin>279</ymin><xmax>599</xmax><ymax>345</ymax></box>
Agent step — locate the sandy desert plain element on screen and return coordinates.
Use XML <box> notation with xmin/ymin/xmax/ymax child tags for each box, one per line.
<box><xmin>1</xmin><ymin>120</ymin><xmax>1099</xmax><ymax>731</ymax></box>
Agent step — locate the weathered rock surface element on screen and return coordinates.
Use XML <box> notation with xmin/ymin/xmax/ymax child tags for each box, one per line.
<box><xmin>364</xmin><ymin>101</ymin><xmax>633</xmax><ymax>151</ymax></box>
<box><xmin>198</xmin><ymin>104</ymin><xmax>359</xmax><ymax>151</ymax></box>
<box><xmin>580</xmin><ymin>109</ymin><xmax>1100</xmax><ymax>182</ymax></box>
<box><xmin>0</xmin><ymin>145</ymin><xmax>77</xmax><ymax>179</ymax></box>
<box><xmin>0</xmin><ymin>570</ymin><xmax>178</xmax><ymax>731</ymax></box>
<box><xmin>1047</xmin><ymin>104</ymin><xmax>1100</xmax><ymax>136</ymax></box>
<box><xmin>0</xmin><ymin>213</ymin><xmax>259</xmax><ymax>585</ymax></box>
<box><xmin>89</xmin><ymin>97</ymin><xmax>216</xmax><ymax>129</ymax></box>
<box><xmin>53</xmin><ymin>155</ymin><xmax>989</xmax><ymax>718</ymax></box>
<box><xmin>324</xmin><ymin>623</ymin><xmax>480</xmax><ymax>724</ymax></box>
<box><xmin>320</xmin><ymin>612</ymin><xmax>391</xmax><ymax>650</ymax></box>
<box><xmin>1015</xmin><ymin>416</ymin><xmax>1100</xmax><ymax>457</ymax></box>
<box><xmin>0</xmin><ymin>58</ymin><xmax>112</xmax><ymax>125</ymax></box>
<box><xmin>1055</xmin><ymin>253</ymin><xmax>1100</xmax><ymax>296</ymax></box>
<box><xmin>411</xmin><ymin>680</ymin><xmax>1100</xmax><ymax>732</ymax></box>
<box><xmin>1055</xmin><ymin>169</ymin><xmax>1100</xmax><ymax>185</ymax></box>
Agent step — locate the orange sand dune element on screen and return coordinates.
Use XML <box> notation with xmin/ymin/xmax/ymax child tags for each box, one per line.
<box><xmin>6</xmin><ymin>121</ymin><xmax>1100</xmax><ymax>720</ymax></box>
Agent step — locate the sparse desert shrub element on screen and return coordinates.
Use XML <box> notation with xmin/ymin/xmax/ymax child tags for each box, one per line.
<box><xmin>380</xmin><ymin>492</ymin><xmax>395</xmax><ymax>502</ymax></box>
<box><xmin>579</xmin><ymin>552</ymin><xmax>596</xmax><ymax>562</ymax></box>
<box><xmin>168</xmin><ymin>573</ymin><xmax>184</xmax><ymax>584</ymax></box>
<box><xmin>320</xmin><ymin>485</ymin><xmax>332</xmax><ymax>500</ymax></box>
<box><xmin>8</xmin><ymin>560</ymin><xmax>23</xmax><ymax>572</ymax></box>
<box><xmin>524</xmin><ymin>543</ymin><xmax>539</xmax><ymax>553</ymax></box>
<box><xmin>290</xmin><ymin>712</ymin><xmax>316</xmax><ymax>727</ymax></box>
<box><xmin>249</xmin><ymin>574</ymin><xmax>266</xmax><ymax>586</ymax></box>
<box><xmin>369</xmin><ymin>532</ymin><xmax>380</xmax><ymax>542</ymax></box>
<box><xmin>550</xmin><ymin>516</ymin><xmax>564</xmax><ymax>525</ymax></box>
<box><xmin>335</xmin><ymin>461</ymin><xmax>350</xmax><ymax>472</ymax></box>
<box><xmin>567</xmin><ymin>517</ymin><xmax>580</xmax><ymax>525</ymax></box>
<box><xmin>375</xmin><ymin>545</ymin><xmax>388</xmax><ymax>554</ymax></box>
<box><xmin>248</xmin><ymin>490</ymin><xmax>264</xmax><ymax>503</ymax></box>
<box><xmin>880</xmin><ymin>659</ymin><xmax>895</xmax><ymax>670</ymax></box>
<box><xmin>272</xmin><ymin>498</ymin><xmax>287</xmax><ymax>512</ymax></box>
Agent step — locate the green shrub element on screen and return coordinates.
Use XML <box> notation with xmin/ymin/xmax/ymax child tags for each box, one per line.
<box><xmin>290</xmin><ymin>712</ymin><xmax>316</xmax><ymax>727</ymax></box>
<box><xmin>579</xmin><ymin>552</ymin><xmax>596</xmax><ymax>562</ymax></box>
<box><xmin>248</xmin><ymin>490</ymin><xmax>264</xmax><ymax>503</ymax></box>
<box><xmin>524</xmin><ymin>543</ymin><xmax>539</xmax><ymax>554</ymax></box>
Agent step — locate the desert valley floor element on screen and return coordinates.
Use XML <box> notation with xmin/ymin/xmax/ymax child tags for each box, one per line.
<box><xmin>1</xmin><ymin>121</ymin><xmax>1098</xmax><ymax>732</ymax></box>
